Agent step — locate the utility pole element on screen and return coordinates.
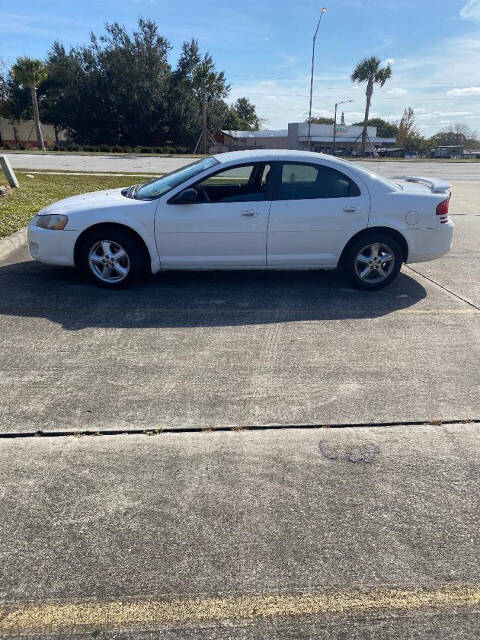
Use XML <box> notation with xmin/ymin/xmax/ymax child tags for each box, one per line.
<box><xmin>30</xmin><ymin>84</ymin><xmax>45</xmax><ymax>150</ymax></box>
<box><xmin>332</xmin><ymin>99</ymin><xmax>353</xmax><ymax>155</ymax></box>
<box><xmin>307</xmin><ymin>7</ymin><xmax>327</xmax><ymax>151</ymax></box>
<box><xmin>201</xmin><ymin>90</ymin><xmax>208</xmax><ymax>155</ymax></box>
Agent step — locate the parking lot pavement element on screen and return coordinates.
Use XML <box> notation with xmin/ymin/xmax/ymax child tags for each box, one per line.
<box><xmin>0</xmin><ymin>423</ymin><xmax>479</xmax><ymax>638</ymax></box>
<box><xmin>1</xmin><ymin>213</ymin><xmax>480</xmax><ymax>434</ymax></box>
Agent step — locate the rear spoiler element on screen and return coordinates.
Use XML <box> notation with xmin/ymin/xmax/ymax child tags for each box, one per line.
<box><xmin>392</xmin><ymin>176</ymin><xmax>451</xmax><ymax>194</ymax></box>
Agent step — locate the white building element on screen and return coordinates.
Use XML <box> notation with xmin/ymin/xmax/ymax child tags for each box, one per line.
<box><xmin>213</xmin><ymin>123</ymin><xmax>396</xmax><ymax>155</ymax></box>
<box><xmin>288</xmin><ymin>123</ymin><xmax>396</xmax><ymax>153</ymax></box>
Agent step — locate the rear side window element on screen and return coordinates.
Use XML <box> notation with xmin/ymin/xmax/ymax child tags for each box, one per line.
<box><xmin>277</xmin><ymin>163</ymin><xmax>361</xmax><ymax>200</ymax></box>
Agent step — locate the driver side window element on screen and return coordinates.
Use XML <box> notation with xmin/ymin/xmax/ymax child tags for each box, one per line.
<box><xmin>197</xmin><ymin>163</ymin><xmax>272</xmax><ymax>203</ymax></box>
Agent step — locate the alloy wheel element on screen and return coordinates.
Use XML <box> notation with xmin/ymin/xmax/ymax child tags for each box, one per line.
<box><xmin>88</xmin><ymin>240</ymin><xmax>131</xmax><ymax>284</ymax></box>
<box><xmin>354</xmin><ymin>242</ymin><xmax>396</xmax><ymax>284</ymax></box>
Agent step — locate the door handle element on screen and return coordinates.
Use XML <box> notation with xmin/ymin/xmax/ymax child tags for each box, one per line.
<box><xmin>343</xmin><ymin>206</ymin><xmax>359</xmax><ymax>213</ymax></box>
<box><xmin>241</xmin><ymin>211</ymin><xmax>257</xmax><ymax>217</ymax></box>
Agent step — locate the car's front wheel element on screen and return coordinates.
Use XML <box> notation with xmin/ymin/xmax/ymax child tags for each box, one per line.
<box><xmin>343</xmin><ymin>233</ymin><xmax>403</xmax><ymax>290</ymax></box>
<box><xmin>79</xmin><ymin>227</ymin><xmax>147</xmax><ymax>288</ymax></box>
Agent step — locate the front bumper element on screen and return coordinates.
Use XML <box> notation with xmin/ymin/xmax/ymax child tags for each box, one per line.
<box><xmin>27</xmin><ymin>223</ymin><xmax>78</xmax><ymax>267</ymax></box>
<box><xmin>404</xmin><ymin>221</ymin><xmax>454</xmax><ymax>264</ymax></box>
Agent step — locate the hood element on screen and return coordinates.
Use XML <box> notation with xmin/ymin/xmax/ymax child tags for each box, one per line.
<box><xmin>38</xmin><ymin>187</ymin><xmax>138</xmax><ymax>216</ymax></box>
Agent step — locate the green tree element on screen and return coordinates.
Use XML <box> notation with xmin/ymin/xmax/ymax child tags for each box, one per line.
<box><xmin>352</xmin><ymin>117</ymin><xmax>398</xmax><ymax>138</ymax></box>
<box><xmin>11</xmin><ymin>56</ymin><xmax>48</xmax><ymax>149</ymax></box>
<box><xmin>395</xmin><ymin>107</ymin><xmax>427</xmax><ymax>153</ymax></box>
<box><xmin>2</xmin><ymin>21</ymin><xmax>256</xmax><ymax>151</ymax></box>
<box><xmin>232</xmin><ymin>97</ymin><xmax>260</xmax><ymax>129</ymax></box>
<box><xmin>166</xmin><ymin>39</ymin><xmax>230</xmax><ymax>149</ymax></box>
<box><xmin>396</xmin><ymin>107</ymin><xmax>416</xmax><ymax>147</ymax></box>
<box><xmin>305</xmin><ymin>116</ymin><xmax>334</xmax><ymax>125</ymax></box>
<box><xmin>429</xmin><ymin>123</ymin><xmax>479</xmax><ymax>150</ymax></box>
<box><xmin>192</xmin><ymin>50</ymin><xmax>229</xmax><ymax>153</ymax></box>
<box><xmin>351</xmin><ymin>56</ymin><xmax>392</xmax><ymax>155</ymax></box>
<box><xmin>44</xmin><ymin>20</ymin><xmax>171</xmax><ymax>145</ymax></box>
<box><xmin>166</xmin><ymin>40</ymin><xmax>202</xmax><ymax>148</ymax></box>
<box><xmin>223</xmin><ymin>97</ymin><xmax>262</xmax><ymax>131</ymax></box>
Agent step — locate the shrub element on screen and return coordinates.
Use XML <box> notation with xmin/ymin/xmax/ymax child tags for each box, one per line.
<box><xmin>99</xmin><ymin>144</ymin><xmax>112</xmax><ymax>152</ymax></box>
<box><xmin>67</xmin><ymin>143</ymin><xmax>80</xmax><ymax>151</ymax></box>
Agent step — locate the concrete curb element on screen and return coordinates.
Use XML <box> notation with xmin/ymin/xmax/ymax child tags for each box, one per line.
<box><xmin>0</xmin><ymin>227</ymin><xmax>27</xmax><ymax>261</ymax></box>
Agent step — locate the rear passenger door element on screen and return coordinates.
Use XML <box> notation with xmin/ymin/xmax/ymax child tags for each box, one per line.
<box><xmin>267</xmin><ymin>162</ymin><xmax>370</xmax><ymax>266</ymax></box>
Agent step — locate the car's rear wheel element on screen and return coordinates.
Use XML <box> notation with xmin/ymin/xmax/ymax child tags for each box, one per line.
<box><xmin>343</xmin><ymin>233</ymin><xmax>402</xmax><ymax>290</ymax></box>
<box><xmin>79</xmin><ymin>227</ymin><xmax>147</xmax><ymax>288</ymax></box>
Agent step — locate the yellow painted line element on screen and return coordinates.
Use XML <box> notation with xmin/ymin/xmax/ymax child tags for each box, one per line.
<box><xmin>29</xmin><ymin>308</ymin><xmax>476</xmax><ymax>314</ymax></box>
<box><xmin>1</xmin><ymin>585</ymin><xmax>479</xmax><ymax>634</ymax></box>
<box><xmin>398</xmin><ymin>308</ymin><xmax>478</xmax><ymax>314</ymax></box>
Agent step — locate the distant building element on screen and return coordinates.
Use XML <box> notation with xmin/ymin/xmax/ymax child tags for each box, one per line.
<box><xmin>288</xmin><ymin>123</ymin><xmax>396</xmax><ymax>154</ymax></box>
<box><xmin>213</xmin><ymin>123</ymin><xmax>396</xmax><ymax>155</ymax></box>
<box><xmin>463</xmin><ymin>149</ymin><xmax>480</xmax><ymax>159</ymax></box>
<box><xmin>377</xmin><ymin>147</ymin><xmax>405</xmax><ymax>158</ymax></box>
<box><xmin>0</xmin><ymin>118</ymin><xmax>66</xmax><ymax>148</ymax></box>
<box><xmin>430</xmin><ymin>145</ymin><xmax>464</xmax><ymax>159</ymax></box>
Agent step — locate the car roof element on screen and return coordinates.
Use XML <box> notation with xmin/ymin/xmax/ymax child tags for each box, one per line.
<box><xmin>213</xmin><ymin>149</ymin><xmax>341</xmax><ymax>165</ymax></box>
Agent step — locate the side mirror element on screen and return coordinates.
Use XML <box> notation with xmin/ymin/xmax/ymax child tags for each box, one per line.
<box><xmin>172</xmin><ymin>187</ymin><xmax>200</xmax><ymax>204</ymax></box>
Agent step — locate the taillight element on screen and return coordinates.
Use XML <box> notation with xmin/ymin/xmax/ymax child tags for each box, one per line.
<box><xmin>436</xmin><ymin>198</ymin><xmax>450</xmax><ymax>224</ymax></box>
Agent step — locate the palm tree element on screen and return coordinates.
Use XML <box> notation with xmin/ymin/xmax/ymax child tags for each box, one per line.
<box><xmin>351</xmin><ymin>57</ymin><xmax>392</xmax><ymax>156</ymax></box>
<box><xmin>12</xmin><ymin>57</ymin><xmax>48</xmax><ymax>150</ymax></box>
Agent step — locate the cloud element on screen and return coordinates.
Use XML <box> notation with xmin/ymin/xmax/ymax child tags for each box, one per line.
<box><xmin>447</xmin><ymin>86</ymin><xmax>480</xmax><ymax>96</ymax></box>
<box><xmin>387</xmin><ymin>88</ymin><xmax>407</xmax><ymax>95</ymax></box>
<box><xmin>460</xmin><ymin>0</ymin><xmax>480</xmax><ymax>22</ymax></box>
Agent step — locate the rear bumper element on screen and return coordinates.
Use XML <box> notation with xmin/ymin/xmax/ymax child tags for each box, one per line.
<box><xmin>27</xmin><ymin>224</ymin><xmax>78</xmax><ymax>266</ymax></box>
<box><xmin>404</xmin><ymin>221</ymin><xmax>454</xmax><ymax>264</ymax></box>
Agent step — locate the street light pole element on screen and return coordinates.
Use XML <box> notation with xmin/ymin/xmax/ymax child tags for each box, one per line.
<box><xmin>332</xmin><ymin>102</ymin><xmax>338</xmax><ymax>154</ymax></box>
<box><xmin>332</xmin><ymin>99</ymin><xmax>353</xmax><ymax>155</ymax></box>
<box><xmin>307</xmin><ymin>7</ymin><xmax>327</xmax><ymax>151</ymax></box>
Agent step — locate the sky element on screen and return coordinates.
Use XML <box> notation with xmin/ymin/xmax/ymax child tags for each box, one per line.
<box><xmin>1</xmin><ymin>0</ymin><xmax>480</xmax><ymax>135</ymax></box>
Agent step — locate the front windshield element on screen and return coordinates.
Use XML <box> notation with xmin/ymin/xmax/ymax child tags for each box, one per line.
<box><xmin>136</xmin><ymin>157</ymin><xmax>219</xmax><ymax>200</ymax></box>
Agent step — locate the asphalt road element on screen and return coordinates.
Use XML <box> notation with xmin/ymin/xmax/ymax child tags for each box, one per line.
<box><xmin>4</xmin><ymin>151</ymin><xmax>480</xmax><ymax>181</ymax></box>
<box><xmin>1</xmin><ymin>180</ymin><xmax>479</xmax><ymax>637</ymax></box>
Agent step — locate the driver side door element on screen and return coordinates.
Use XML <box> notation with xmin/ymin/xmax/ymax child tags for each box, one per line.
<box><xmin>155</xmin><ymin>163</ymin><xmax>272</xmax><ymax>267</ymax></box>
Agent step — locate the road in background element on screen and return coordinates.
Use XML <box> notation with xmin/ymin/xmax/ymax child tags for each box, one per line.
<box><xmin>4</xmin><ymin>151</ymin><xmax>480</xmax><ymax>181</ymax></box>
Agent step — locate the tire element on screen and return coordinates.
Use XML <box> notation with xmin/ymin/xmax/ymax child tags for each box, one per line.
<box><xmin>78</xmin><ymin>227</ymin><xmax>148</xmax><ymax>289</ymax></box>
<box><xmin>343</xmin><ymin>233</ymin><xmax>402</xmax><ymax>290</ymax></box>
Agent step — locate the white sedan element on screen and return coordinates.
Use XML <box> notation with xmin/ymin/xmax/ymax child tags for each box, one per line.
<box><xmin>28</xmin><ymin>150</ymin><xmax>454</xmax><ymax>290</ymax></box>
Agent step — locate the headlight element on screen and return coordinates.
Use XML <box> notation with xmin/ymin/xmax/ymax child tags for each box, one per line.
<box><xmin>35</xmin><ymin>214</ymin><xmax>68</xmax><ymax>230</ymax></box>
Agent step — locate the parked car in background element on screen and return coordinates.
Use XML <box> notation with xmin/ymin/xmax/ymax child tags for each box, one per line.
<box><xmin>28</xmin><ymin>150</ymin><xmax>454</xmax><ymax>290</ymax></box>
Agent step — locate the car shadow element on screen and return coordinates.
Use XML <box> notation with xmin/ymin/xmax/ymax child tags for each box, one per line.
<box><xmin>0</xmin><ymin>259</ymin><xmax>427</xmax><ymax>331</ymax></box>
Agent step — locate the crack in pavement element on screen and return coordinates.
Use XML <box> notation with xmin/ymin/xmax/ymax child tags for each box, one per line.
<box><xmin>0</xmin><ymin>419</ymin><xmax>478</xmax><ymax>440</ymax></box>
